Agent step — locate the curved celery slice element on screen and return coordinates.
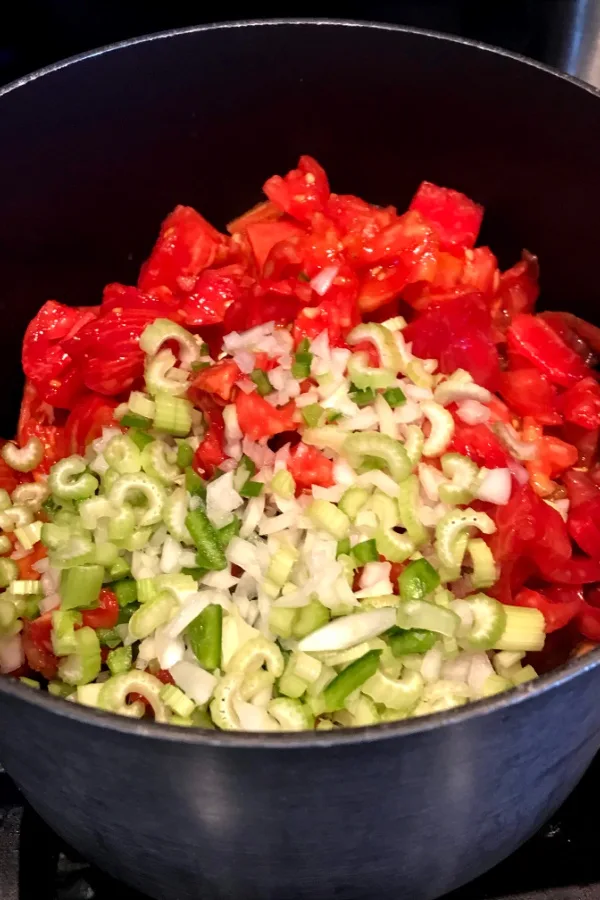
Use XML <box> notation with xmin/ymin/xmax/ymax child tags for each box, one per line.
<box><xmin>421</xmin><ymin>402</ymin><xmax>455</xmax><ymax>458</ymax></box>
<box><xmin>109</xmin><ymin>472</ymin><xmax>167</xmax><ymax>527</ymax></box>
<box><xmin>100</xmin><ymin>670</ymin><xmax>169</xmax><ymax>722</ymax></box>
<box><xmin>467</xmin><ymin>538</ymin><xmax>498</xmax><ymax>589</ymax></box>
<box><xmin>268</xmin><ymin>697</ymin><xmax>314</xmax><ymax>731</ymax></box>
<box><xmin>435</xmin><ymin>508</ymin><xmax>495</xmax><ymax>570</ymax></box>
<box><xmin>226</xmin><ymin>635</ymin><xmax>284</xmax><ymax>678</ymax></box>
<box><xmin>439</xmin><ymin>453</ymin><xmax>479</xmax><ymax>506</ymax></box>
<box><xmin>307</xmin><ymin>500</ymin><xmax>350</xmax><ymax>540</ymax></box>
<box><xmin>140</xmin><ymin>318</ymin><xmax>200</xmax><ymax>368</ymax></box>
<box><xmin>104</xmin><ymin>435</ymin><xmax>142</xmax><ymax>475</ymax></box>
<box><xmin>343</xmin><ymin>432</ymin><xmax>412</xmax><ymax>483</ymax></box>
<box><xmin>347</xmin><ymin>322</ymin><xmax>403</xmax><ymax>374</ymax></box>
<box><xmin>463</xmin><ymin>593</ymin><xmax>507</xmax><ymax>650</ymax></box>
<box><xmin>397</xmin><ymin>599</ymin><xmax>459</xmax><ymax>637</ymax></box>
<box><xmin>362</xmin><ymin>669</ymin><xmax>423</xmax><ymax>711</ymax></box>
<box><xmin>1</xmin><ymin>436</ymin><xmax>43</xmax><ymax>473</ymax></box>
<box><xmin>58</xmin><ymin>627</ymin><xmax>101</xmax><ymax>686</ymax></box>
<box><xmin>48</xmin><ymin>456</ymin><xmax>98</xmax><ymax>501</ymax></box>
<box><xmin>141</xmin><ymin>441</ymin><xmax>179</xmax><ymax>484</ymax></box>
<box><xmin>347</xmin><ymin>352</ymin><xmax>395</xmax><ymax>391</ymax></box>
<box><xmin>397</xmin><ymin>475</ymin><xmax>428</xmax><ymax>547</ymax></box>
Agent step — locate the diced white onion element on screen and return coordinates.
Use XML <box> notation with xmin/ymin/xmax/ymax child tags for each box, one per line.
<box><xmin>468</xmin><ymin>653</ymin><xmax>495</xmax><ymax>694</ymax></box>
<box><xmin>475</xmin><ymin>468</ymin><xmax>512</xmax><ymax>505</ymax></box>
<box><xmin>160</xmin><ymin>535</ymin><xmax>182</xmax><ymax>574</ymax></box>
<box><xmin>456</xmin><ymin>400</ymin><xmax>491</xmax><ymax>425</ymax></box>
<box><xmin>232</xmin><ymin>350</ymin><xmax>255</xmax><ymax>374</ymax></box>
<box><xmin>226</xmin><ymin>538</ymin><xmax>263</xmax><ymax>580</ymax></box>
<box><xmin>359</xmin><ymin>562</ymin><xmax>392</xmax><ymax>590</ymax></box>
<box><xmin>39</xmin><ymin>593</ymin><xmax>61</xmax><ymax>613</ymax></box>
<box><xmin>206</xmin><ymin>470</ymin><xmax>243</xmax><ymax>529</ymax></box>
<box><xmin>310</xmin><ymin>266</ymin><xmax>340</xmax><ymax>297</ymax></box>
<box><xmin>421</xmin><ymin>645</ymin><xmax>443</xmax><ymax>683</ymax></box>
<box><xmin>170</xmin><ymin>660</ymin><xmax>217</xmax><ymax>705</ymax></box>
<box><xmin>232</xmin><ymin>694</ymin><xmax>278</xmax><ymax>731</ymax></box>
<box><xmin>0</xmin><ymin>634</ymin><xmax>24</xmax><ymax>674</ymax></box>
<box><xmin>298</xmin><ymin>608</ymin><xmax>396</xmax><ymax>652</ymax></box>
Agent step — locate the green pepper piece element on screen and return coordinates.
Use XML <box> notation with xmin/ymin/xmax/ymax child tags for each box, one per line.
<box><xmin>398</xmin><ymin>558</ymin><xmax>440</xmax><ymax>602</ymax></box>
<box><xmin>187</xmin><ymin>604</ymin><xmax>223</xmax><ymax>671</ymax></box>
<box><xmin>322</xmin><ymin>649</ymin><xmax>382</xmax><ymax>712</ymax></box>
<box><xmin>387</xmin><ymin>626</ymin><xmax>437</xmax><ymax>657</ymax></box>
<box><xmin>186</xmin><ymin>508</ymin><xmax>227</xmax><ymax>571</ymax></box>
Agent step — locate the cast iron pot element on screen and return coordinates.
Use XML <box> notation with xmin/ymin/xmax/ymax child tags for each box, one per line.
<box><xmin>1</xmin><ymin>20</ymin><xmax>600</xmax><ymax>900</ymax></box>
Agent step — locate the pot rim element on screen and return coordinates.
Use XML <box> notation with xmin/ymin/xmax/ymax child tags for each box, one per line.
<box><xmin>1</xmin><ymin>17</ymin><xmax>599</xmax><ymax>748</ymax></box>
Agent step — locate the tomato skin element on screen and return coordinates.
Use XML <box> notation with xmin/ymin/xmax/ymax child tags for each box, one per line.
<box><xmin>101</xmin><ymin>282</ymin><xmax>179</xmax><ymax>316</ymax></box>
<box><xmin>191</xmin><ymin>360</ymin><xmax>241</xmax><ymax>403</ymax></box>
<box><xmin>138</xmin><ymin>205</ymin><xmax>227</xmax><ymax>294</ymax></box>
<box><xmin>513</xmin><ymin>587</ymin><xmax>582</xmax><ymax>633</ymax></box>
<box><xmin>498</xmin><ymin>368</ymin><xmax>561</xmax><ymax>425</ymax></box>
<box><xmin>81</xmin><ymin>588</ymin><xmax>119</xmax><ymax>630</ymax></box>
<box><xmin>235</xmin><ymin>391</ymin><xmax>296</xmax><ymax>442</ymax></box>
<box><xmin>179</xmin><ymin>266</ymin><xmax>249</xmax><ymax>329</ymax></box>
<box><xmin>66</xmin><ymin>307</ymin><xmax>162</xmax><ymax>396</ymax></box>
<box><xmin>409</xmin><ymin>181</ymin><xmax>483</xmax><ymax>252</ymax></box>
<box><xmin>507</xmin><ymin>314</ymin><xmax>590</xmax><ymax>387</ymax></box>
<box><xmin>227</xmin><ymin>200</ymin><xmax>282</xmax><ymax>234</ymax></box>
<box><xmin>246</xmin><ymin>221</ymin><xmax>306</xmax><ymax>273</ymax></box>
<box><xmin>568</xmin><ymin>497</ymin><xmax>600</xmax><ymax>559</ymax></box>
<box><xmin>223</xmin><ymin>280</ymin><xmax>303</xmax><ymax>335</ymax></box>
<box><xmin>263</xmin><ymin>156</ymin><xmax>330</xmax><ymax>223</ymax></box>
<box><xmin>537</xmin><ymin>556</ymin><xmax>600</xmax><ymax>585</ymax></box>
<box><xmin>561</xmin><ymin>376</ymin><xmax>600</xmax><ymax>430</ymax></box>
<box><xmin>493</xmin><ymin>254</ymin><xmax>539</xmax><ymax>325</ymax></box>
<box><xmin>192</xmin><ymin>399</ymin><xmax>227</xmax><ymax>479</ymax></box>
<box><xmin>576</xmin><ymin>601</ymin><xmax>600</xmax><ymax>642</ymax></box>
<box><xmin>65</xmin><ymin>394</ymin><xmax>118</xmax><ymax>455</ymax></box>
<box><xmin>21</xmin><ymin>301</ymin><xmax>97</xmax><ymax>408</ymax></box>
<box><xmin>293</xmin><ymin>266</ymin><xmax>360</xmax><ymax>345</ymax></box>
<box><xmin>0</xmin><ymin>453</ymin><xmax>20</xmax><ymax>494</ymax></box>
<box><xmin>287</xmin><ymin>442</ymin><xmax>335</xmax><ymax>491</ymax></box>
<box><xmin>22</xmin><ymin>612</ymin><xmax>58</xmax><ymax>680</ymax></box>
<box><xmin>450</xmin><ymin>424</ymin><xmax>509</xmax><ymax>469</ymax></box>
<box><xmin>492</xmin><ymin>484</ymin><xmax>572</xmax><ymax>568</ymax></box>
<box><xmin>16</xmin><ymin>543</ymin><xmax>47</xmax><ymax>581</ymax></box>
<box><xmin>405</xmin><ymin>294</ymin><xmax>500</xmax><ymax>390</ymax></box>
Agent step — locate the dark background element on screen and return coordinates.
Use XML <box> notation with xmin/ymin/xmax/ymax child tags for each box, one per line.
<box><xmin>0</xmin><ymin>0</ymin><xmax>588</xmax><ymax>88</ymax></box>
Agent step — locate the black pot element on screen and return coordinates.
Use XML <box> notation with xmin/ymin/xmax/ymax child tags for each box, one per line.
<box><xmin>1</xmin><ymin>20</ymin><xmax>600</xmax><ymax>900</ymax></box>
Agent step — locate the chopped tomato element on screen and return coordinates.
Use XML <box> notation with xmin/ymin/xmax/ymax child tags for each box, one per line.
<box><xmin>16</xmin><ymin>543</ymin><xmax>47</xmax><ymax>581</ymax></box>
<box><xmin>492</xmin><ymin>253</ymin><xmax>539</xmax><ymax>326</ymax></box>
<box><xmin>17</xmin><ymin>383</ymin><xmax>69</xmax><ymax>475</ymax></box>
<box><xmin>405</xmin><ymin>294</ymin><xmax>500</xmax><ymax>389</ymax></box>
<box><xmin>0</xmin><ymin>453</ymin><xmax>20</xmax><ymax>494</ymax></box>
<box><xmin>65</xmin><ymin>394</ymin><xmax>118</xmax><ymax>455</ymax></box>
<box><xmin>498</xmin><ymin>368</ymin><xmax>561</xmax><ymax>425</ymax></box>
<box><xmin>21</xmin><ymin>301</ymin><xmax>96</xmax><ymax>408</ymax></box>
<box><xmin>561</xmin><ymin>376</ymin><xmax>600</xmax><ymax>430</ymax></box>
<box><xmin>568</xmin><ymin>496</ymin><xmax>600</xmax><ymax>559</ymax></box>
<box><xmin>263</xmin><ymin>155</ymin><xmax>329</xmax><ymax>223</ymax></box>
<box><xmin>192</xmin><ymin>360</ymin><xmax>241</xmax><ymax>403</ymax></box>
<box><xmin>138</xmin><ymin>205</ymin><xmax>228</xmax><ymax>294</ymax></box>
<box><xmin>409</xmin><ymin>181</ymin><xmax>483</xmax><ymax>252</ymax></box>
<box><xmin>192</xmin><ymin>399</ymin><xmax>227</xmax><ymax>479</ymax></box>
<box><xmin>450</xmin><ymin>424</ymin><xmax>509</xmax><ymax>469</ymax></box>
<box><xmin>294</xmin><ymin>266</ymin><xmax>360</xmax><ymax>345</ymax></box>
<box><xmin>81</xmin><ymin>588</ymin><xmax>120</xmax><ymax>630</ymax></box>
<box><xmin>223</xmin><ymin>279</ymin><xmax>304</xmax><ymax>335</ymax></box>
<box><xmin>513</xmin><ymin>587</ymin><xmax>582</xmax><ymax>633</ymax></box>
<box><xmin>179</xmin><ymin>266</ymin><xmax>249</xmax><ymax>329</ymax></box>
<box><xmin>287</xmin><ymin>442</ymin><xmax>335</xmax><ymax>491</ymax></box>
<box><xmin>235</xmin><ymin>391</ymin><xmax>296</xmax><ymax>441</ymax></box>
<box><xmin>507</xmin><ymin>314</ymin><xmax>590</xmax><ymax>387</ymax></box>
<box><xmin>22</xmin><ymin>613</ymin><xmax>58</xmax><ymax>680</ymax></box>
<box><xmin>537</xmin><ymin>555</ymin><xmax>600</xmax><ymax>585</ymax></box>
<box><xmin>227</xmin><ymin>200</ymin><xmax>282</xmax><ymax>234</ymax></box>
<box><xmin>101</xmin><ymin>282</ymin><xmax>179</xmax><ymax>316</ymax></box>
<box><xmin>66</xmin><ymin>307</ymin><xmax>162</xmax><ymax>396</ymax></box>
<box><xmin>576</xmin><ymin>601</ymin><xmax>600</xmax><ymax>642</ymax></box>
<box><xmin>246</xmin><ymin>221</ymin><xmax>306</xmax><ymax>273</ymax></box>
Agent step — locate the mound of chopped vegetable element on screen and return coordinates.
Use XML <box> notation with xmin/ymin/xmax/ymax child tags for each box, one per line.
<box><xmin>1</xmin><ymin>156</ymin><xmax>599</xmax><ymax>731</ymax></box>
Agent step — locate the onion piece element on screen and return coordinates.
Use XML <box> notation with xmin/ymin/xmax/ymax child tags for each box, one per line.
<box><xmin>475</xmin><ymin>468</ymin><xmax>512</xmax><ymax>505</ymax></box>
<box><xmin>0</xmin><ymin>634</ymin><xmax>24</xmax><ymax>674</ymax></box>
<box><xmin>493</xmin><ymin>422</ymin><xmax>537</xmax><ymax>461</ymax></box>
<box><xmin>310</xmin><ymin>266</ymin><xmax>340</xmax><ymax>297</ymax></box>
<box><xmin>298</xmin><ymin>608</ymin><xmax>396</xmax><ymax>652</ymax></box>
<box><xmin>456</xmin><ymin>400</ymin><xmax>491</xmax><ymax>425</ymax></box>
<box><xmin>170</xmin><ymin>660</ymin><xmax>217</xmax><ymax>706</ymax></box>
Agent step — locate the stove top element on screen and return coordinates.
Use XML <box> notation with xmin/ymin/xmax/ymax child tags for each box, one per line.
<box><xmin>1</xmin><ymin>759</ymin><xmax>599</xmax><ymax>900</ymax></box>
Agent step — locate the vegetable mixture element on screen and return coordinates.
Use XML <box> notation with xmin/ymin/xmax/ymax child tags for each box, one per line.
<box><xmin>1</xmin><ymin>156</ymin><xmax>599</xmax><ymax>731</ymax></box>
